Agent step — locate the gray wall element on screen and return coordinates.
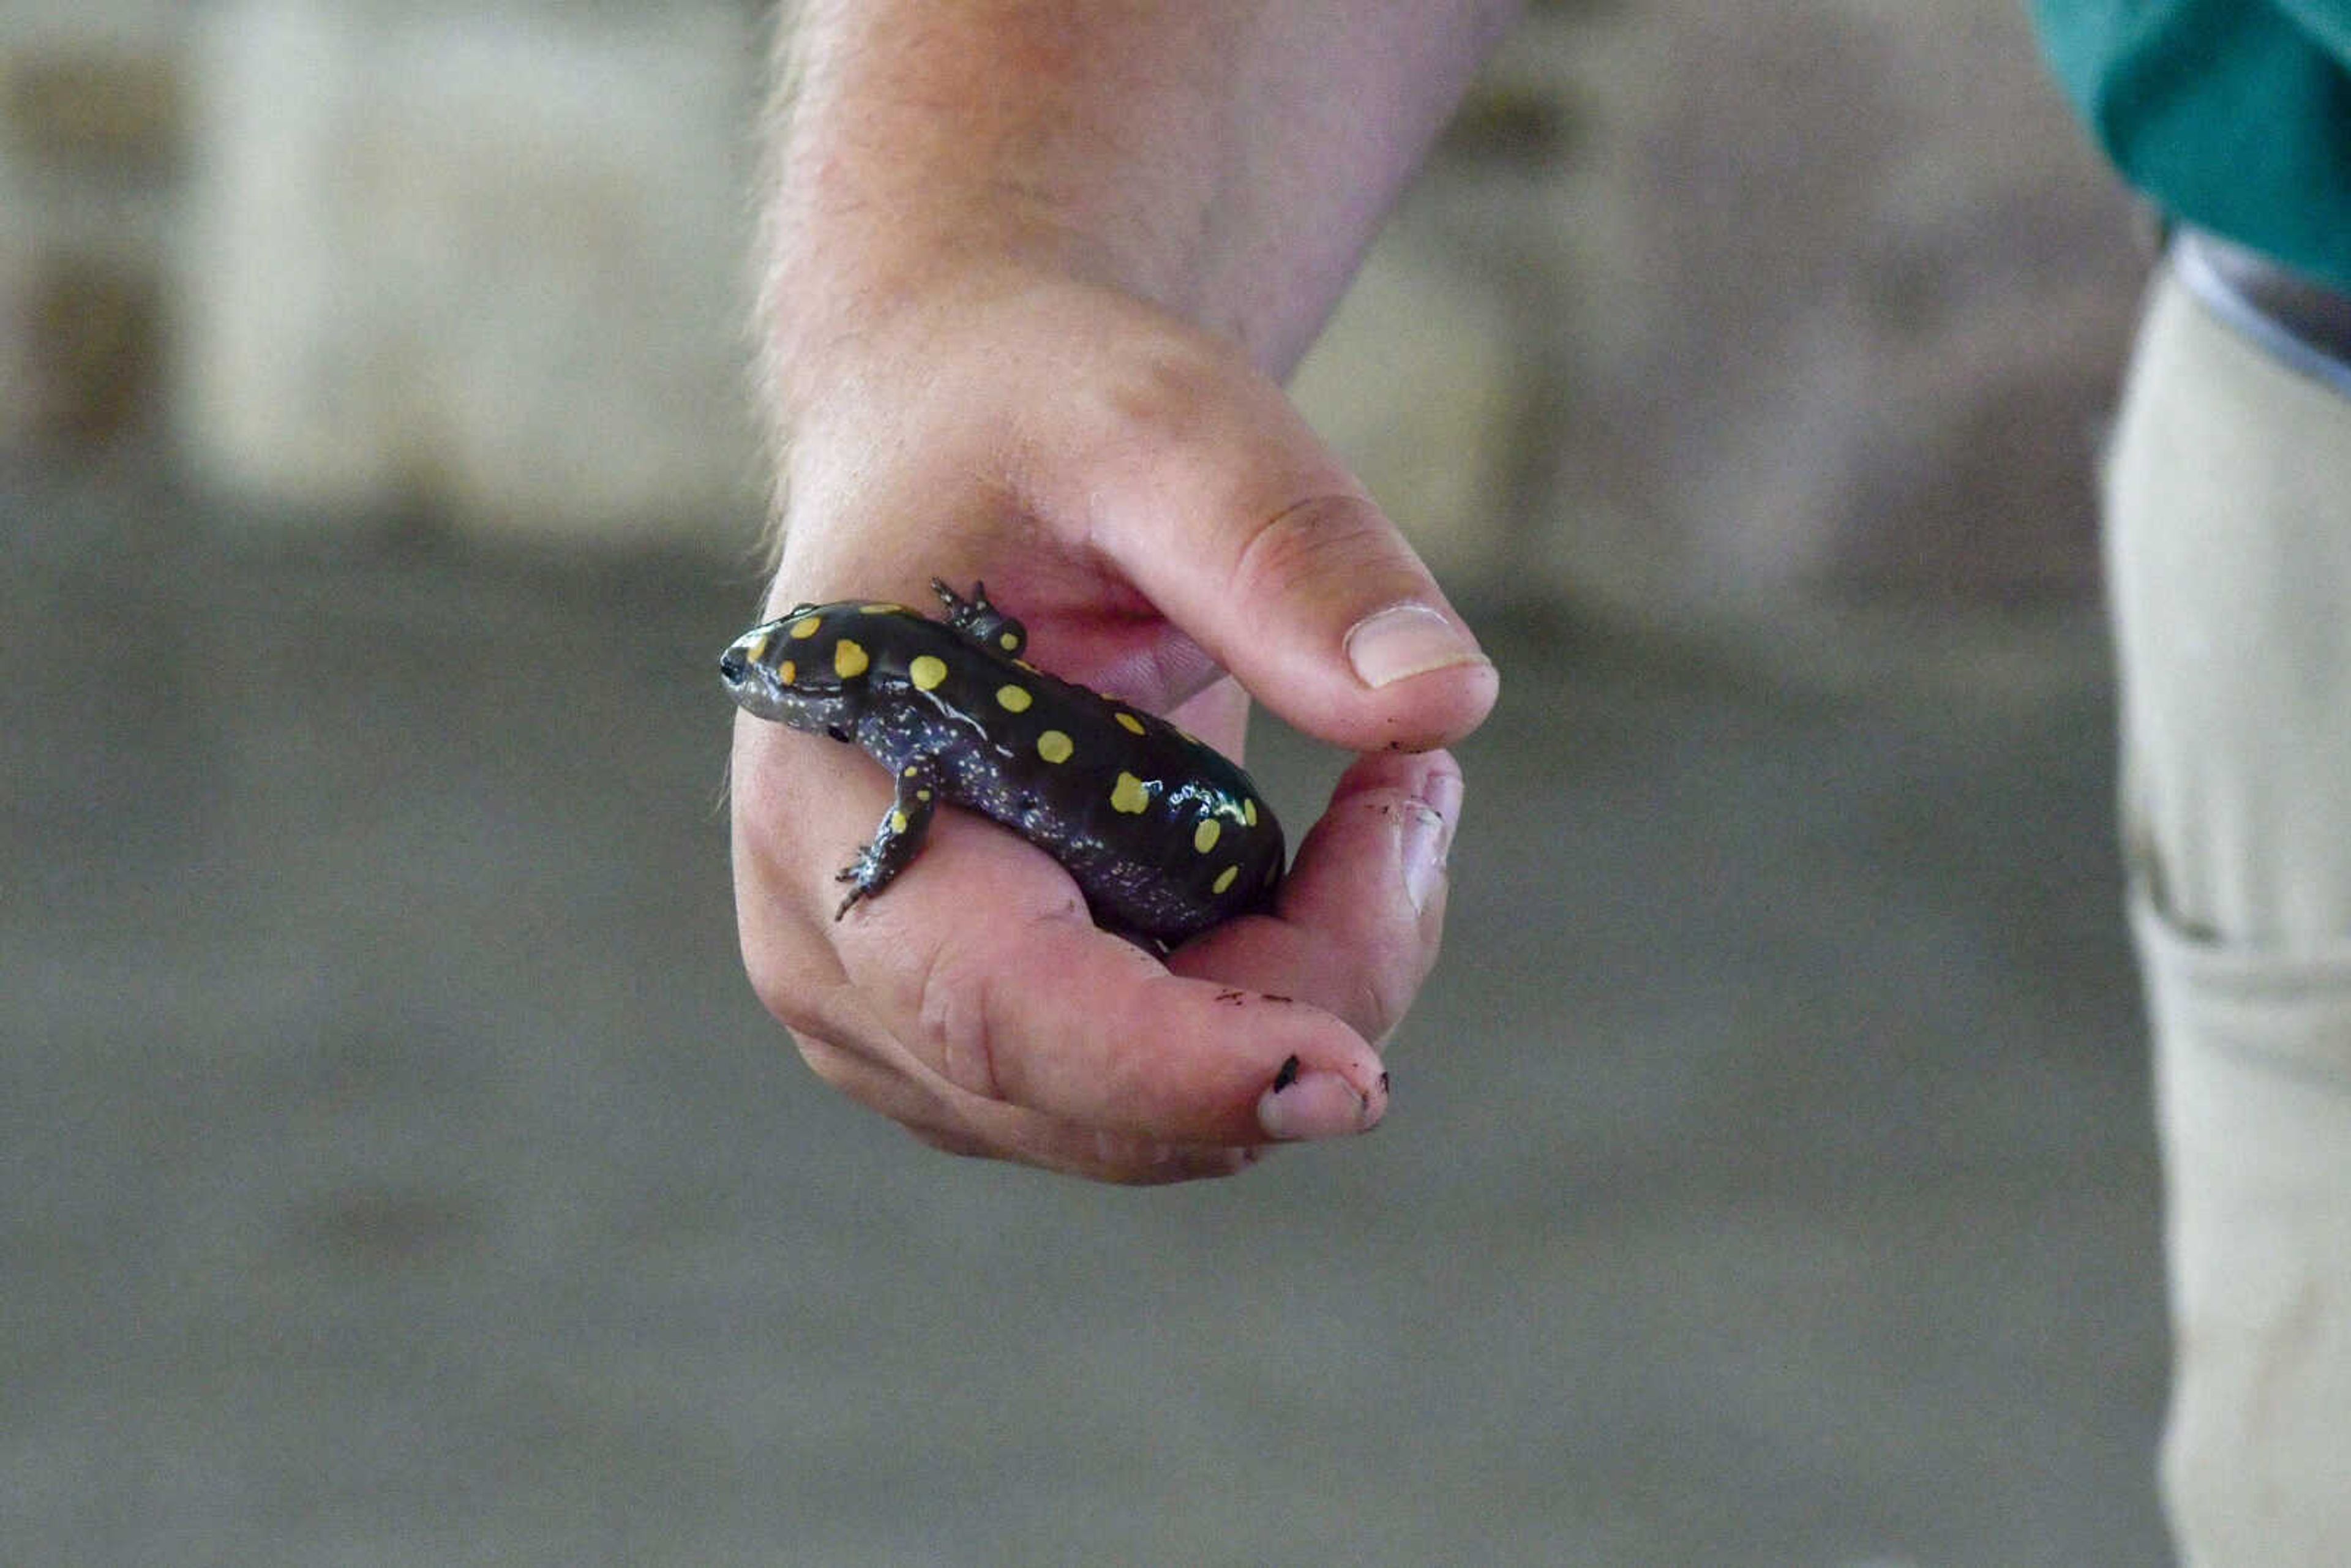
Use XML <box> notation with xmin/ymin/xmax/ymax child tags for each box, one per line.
<box><xmin>5</xmin><ymin>0</ymin><xmax>2144</xmax><ymax>610</ymax></box>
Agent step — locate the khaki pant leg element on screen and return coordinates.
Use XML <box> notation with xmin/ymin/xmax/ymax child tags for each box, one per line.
<box><xmin>2105</xmin><ymin>268</ymin><xmax>2351</xmax><ymax>1567</ymax></box>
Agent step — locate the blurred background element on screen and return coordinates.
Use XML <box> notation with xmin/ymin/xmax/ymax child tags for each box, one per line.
<box><xmin>6</xmin><ymin>1</ymin><xmax>2167</xmax><ymax>1563</ymax></box>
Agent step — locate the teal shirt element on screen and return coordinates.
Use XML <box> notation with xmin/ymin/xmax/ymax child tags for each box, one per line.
<box><xmin>2033</xmin><ymin>0</ymin><xmax>2351</xmax><ymax>291</ymax></box>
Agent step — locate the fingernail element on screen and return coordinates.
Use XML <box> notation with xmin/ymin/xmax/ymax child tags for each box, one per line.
<box><xmin>1344</xmin><ymin>603</ymin><xmax>1485</xmax><ymax>689</ymax></box>
<box><xmin>1257</xmin><ymin>1057</ymin><xmax>1384</xmax><ymax>1141</ymax></box>
<box><xmin>1402</xmin><ymin>769</ymin><xmax>1461</xmax><ymax>915</ymax></box>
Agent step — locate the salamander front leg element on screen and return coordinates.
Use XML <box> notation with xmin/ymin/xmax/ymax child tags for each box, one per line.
<box><xmin>930</xmin><ymin>578</ymin><xmax>1027</xmax><ymax>658</ymax></box>
<box><xmin>834</xmin><ymin>760</ymin><xmax>945</xmax><ymax>918</ymax></box>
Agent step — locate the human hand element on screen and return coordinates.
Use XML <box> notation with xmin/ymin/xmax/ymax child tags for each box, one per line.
<box><xmin>730</xmin><ymin>264</ymin><xmax>1496</xmax><ymax>1182</ymax></box>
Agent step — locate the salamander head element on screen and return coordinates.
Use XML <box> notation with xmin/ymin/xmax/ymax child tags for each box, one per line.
<box><xmin>718</xmin><ymin>603</ymin><xmax>870</xmax><ymax>732</ymax></box>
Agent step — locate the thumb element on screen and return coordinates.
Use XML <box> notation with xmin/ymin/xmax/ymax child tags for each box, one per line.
<box><xmin>1177</xmin><ymin>489</ymin><xmax>1499</xmax><ymax>753</ymax></box>
<box><xmin>1047</xmin><ymin>336</ymin><xmax>1499</xmax><ymax>754</ymax></box>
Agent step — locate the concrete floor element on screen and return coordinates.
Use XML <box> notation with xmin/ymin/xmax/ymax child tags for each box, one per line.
<box><xmin>4</xmin><ymin>460</ymin><xmax>2170</xmax><ymax>1566</ymax></box>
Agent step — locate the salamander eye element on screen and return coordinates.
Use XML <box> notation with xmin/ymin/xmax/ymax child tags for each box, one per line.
<box><xmin>825</xmin><ymin>725</ymin><xmax>851</xmax><ymax>743</ymax></box>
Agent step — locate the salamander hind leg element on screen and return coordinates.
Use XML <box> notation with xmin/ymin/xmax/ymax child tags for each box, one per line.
<box><xmin>833</xmin><ymin>760</ymin><xmax>945</xmax><ymax>919</ymax></box>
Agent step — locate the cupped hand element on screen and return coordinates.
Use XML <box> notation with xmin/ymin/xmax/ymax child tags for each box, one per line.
<box><xmin>732</xmin><ymin>266</ymin><xmax>1497</xmax><ymax>1182</ymax></box>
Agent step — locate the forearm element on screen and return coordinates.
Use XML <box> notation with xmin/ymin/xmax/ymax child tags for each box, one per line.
<box><xmin>737</xmin><ymin>4</ymin><xmax>1501</xmax><ymax>1184</ymax></box>
<box><xmin>757</xmin><ymin>0</ymin><xmax>1520</xmax><ymax>395</ymax></box>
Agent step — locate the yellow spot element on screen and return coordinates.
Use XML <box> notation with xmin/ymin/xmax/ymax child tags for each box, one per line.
<box><xmin>744</xmin><ymin>630</ymin><xmax>774</xmax><ymax>664</ymax></box>
<box><xmin>915</xmin><ymin>788</ymin><xmax>932</xmax><ymax>802</ymax></box>
<box><xmin>1114</xmin><ymin>711</ymin><xmax>1147</xmax><ymax>735</ymax></box>
<box><xmin>996</xmin><ymin>685</ymin><xmax>1033</xmax><ymax>713</ymax></box>
<box><xmin>1242</xmin><ymin>798</ymin><xmax>1258</xmax><ymax>828</ymax></box>
<box><xmin>999</xmin><ymin>631</ymin><xmax>1020</xmax><ymax>650</ymax></box>
<box><xmin>909</xmin><ymin>655</ymin><xmax>948</xmax><ymax>691</ymax></box>
<box><xmin>834</xmin><ymin>639</ymin><xmax>869</xmax><ymax>678</ymax></box>
<box><xmin>1013</xmin><ymin>659</ymin><xmax>1038</xmax><ymax>673</ymax></box>
<box><xmin>902</xmin><ymin>765</ymin><xmax>920</xmax><ymax>776</ymax></box>
<box><xmin>1038</xmin><ymin>730</ymin><xmax>1073</xmax><ymax>765</ymax></box>
<box><xmin>1194</xmin><ymin>818</ymin><xmax>1221</xmax><ymax>853</ymax></box>
<box><xmin>789</xmin><ymin>616</ymin><xmax>821</xmax><ymax>640</ymax></box>
<box><xmin>1212</xmin><ymin>866</ymin><xmax>1239</xmax><ymax>895</ymax></box>
<box><xmin>778</xmin><ymin>661</ymin><xmax>796</xmax><ymax>684</ymax></box>
<box><xmin>861</xmin><ymin>602</ymin><xmax>905</xmax><ymax>614</ymax></box>
<box><xmin>890</xmin><ymin>810</ymin><xmax>909</xmax><ymax>833</ymax></box>
<box><xmin>1110</xmin><ymin>773</ymin><xmax>1150</xmax><ymax>814</ymax></box>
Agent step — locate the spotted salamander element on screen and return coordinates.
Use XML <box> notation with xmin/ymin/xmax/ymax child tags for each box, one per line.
<box><xmin>719</xmin><ymin>580</ymin><xmax>1284</xmax><ymax>943</ymax></box>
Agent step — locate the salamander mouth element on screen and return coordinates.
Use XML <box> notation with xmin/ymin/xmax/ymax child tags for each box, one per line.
<box><xmin>718</xmin><ymin>648</ymin><xmax>827</xmax><ymax>729</ymax></box>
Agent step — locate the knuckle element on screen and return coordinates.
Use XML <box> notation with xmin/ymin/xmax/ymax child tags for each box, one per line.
<box><xmin>743</xmin><ymin>943</ymin><xmax>818</xmax><ymax>1032</ymax></box>
<box><xmin>1325</xmin><ymin>930</ymin><xmax>1427</xmax><ymax>1045</ymax></box>
<box><xmin>1289</xmin><ymin>791</ymin><xmax>1444</xmax><ymax>1038</ymax></box>
<box><xmin>800</xmin><ymin>1031</ymin><xmax>1003</xmax><ymax>1162</ymax></box>
<box><xmin>1090</xmin><ymin>323</ymin><xmax>1245</xmax><ymax>443</ymax></box>
<box><xmin>1074</xmin><ymin>322</ymin><xmax>1357</xmax><ymax>533</ymax></box>
<box><xmin>906</xmin><ymin>934</ymin><xmax>1008</xmax><ymax>1104</ymax></box>
<box><xmin>904</xmin><ymin>1120</ymin><xmax>997</xmax><ymax>1161</ymax></box>
<box><xmin>1225</xmin><ymin>492</ymin><xmax>1420</xmax><ymax>614</ymax></box>
<box><xmin>1358</xmin><ymin>948</ymin><xmax>1431</xmax><ymax>1045</ymax></box>
<box><xmin>793</xmin><ymin>1032</ymin><xmax>866</xmax><ymax>1093</ymax></box>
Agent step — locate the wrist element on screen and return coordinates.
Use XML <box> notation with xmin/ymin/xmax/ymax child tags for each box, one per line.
<box><xmin>756</xmin><ymin>2</ymin><xmax>1518</xmax><ymax>397</ymax></box>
